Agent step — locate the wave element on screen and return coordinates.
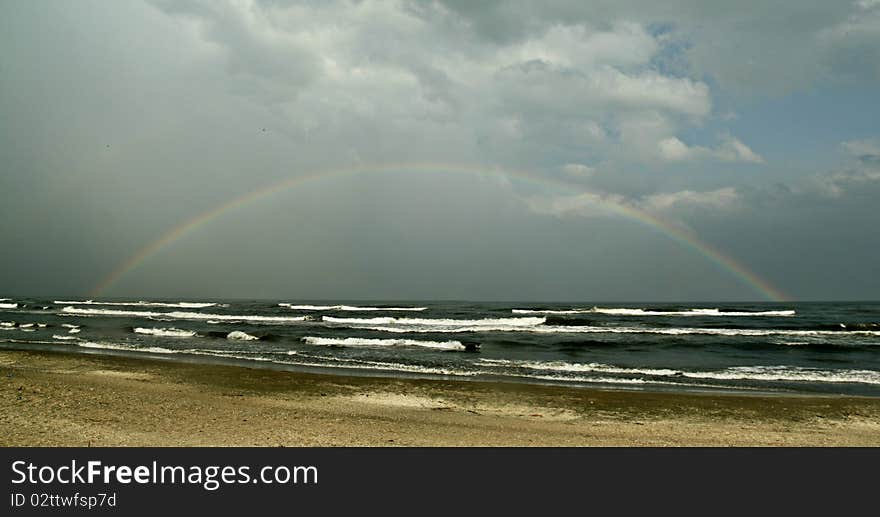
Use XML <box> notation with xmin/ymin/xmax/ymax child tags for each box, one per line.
<box><xmin>52</xmin><ymin>334</ymin><xmax>79</xmax><ymax>341</ymax></box>
<box><xmin>51</xmin><ymin>340</ymin><xmax>477</xmax><ymax>377</ymax></box>
<box><xmin>76</xmin><ymin>341</ymin><xmax>178</xmax><ymax>354</ymax></box>
<box><xmin>279</xmin><ymin>303</ymin><xmax>427</xmax><ymax>312</ymax></box>
<box><xmin>323</xmin><ymin>316</ymin><xmax>544</xmax><ymax>327</ymax></box>
<box><xmin>1</xmin><ymin>321</ymin><xmax>15</xmax><ymax>327</ymax></box>
<box><xmin>514</xmin><ymin>307</ymin><xmax>795</xmax><ymax>317</ymax></box>
<box><xmin>55</xmin><ymin>300</ymin><xmax>224</xmax><ymax>308</ymax></box>
<box><xmin>62</xmin><ymin>323</ymin><xmax>80</xmax><ymax>329</ymax></box>
<box><xmin>0</xmin><ymin>303</ymin><xmax>18</xmax><ymax>309</ymax></box>
<box><xmin>477</xmin><ymin>359</ymin><xmax>880</xmax><ymax>385</ymax></box>
<box><xmin>226</xmin><ymin>330</ymin><xmax>259</xmax><ymax>341</ymax></box>
<box><xmin>685</xmin><ymin>366</ymin><xmax>880</xmax><ymax>385</ymax></box>
<box><xmin>478</xmin><ymin>358</ymin><xmax>679</xmax><ymax>376</ymax></box>
<box><xmin>284</xmin><ymin>352</ymin><xmax>479</xmax><ymax>377</ymax></box>
<box><xmin>61</xmin><ymin>306</ymin><xmax>307</xmax><ymax>324</ymax></box>
<box><xmin>302</xmin><ymin>336</ymin><xmax>468</xmax><ymax>350</ymax></box>
<box><xmin>814</xmin><ymin>323</ymin><xmax>880</xmax><ymax>332</ymax></box>
<box><xmin>134</xmin><ymin>327</ymin><xmax>198</xmax><ymax>338</ymax></box>
<box><xmin>355</xmin><ymin>322</ymin><xmax>880</xmax><ymax>337</ymax></box>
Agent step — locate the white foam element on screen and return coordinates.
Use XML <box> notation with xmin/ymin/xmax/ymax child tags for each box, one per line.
<box><xmin>19</xmin><ymin>323</ymin><xmax>34</xmax><ymax>328</ymax></box>
<box><xmin>226</xmin><ymin>330</ymin><xmax>259</xmax><ymax>341</ymax></box>
<box><xmin>62</xmin><ymin>324</ymin><xmax>80</xmax><ymax>329</ymax></box>
<box><xmin>1</xmin><ymin>321</ymin><xmax>15</xmax><ymax>327</ymax></box>
<box><xmin>0</xmin><ymin>303</ymin><xmax>18</xmax><ymax>309</ymax></box>
<box><xmin>514</xmin><ymin>373</ymin><xmax>650</xmax><ymax>385</ymax></box>
<box><xmin>279</xmin><ymin>303</ymin><xmax>427</xmax><ymax>312</ymax></box>
<box><xmin>134</xmin><ymin>327</ymin><xmax>198</xmax><ymax>338</ymax></box>
<box><xmin>68</xmin><ymin>328</ymin><xmax>81</xmax><ymax>334</ymax></box>
<box><xmin>0</xmin><ymin>298</ymin><xmax>9</xmax><ymax>301</ymax></box>
<box><xmin>515</xmin><ymin>307</ymin><xmax>795</xmax><ymax>317</ymax></box>
<box><xmin>302</xmin><ymin>336</ymin><xmax>466</xmax><ymax>350</ymax></box>
<box><xmin>76</xmin><ymin>341</ymin><xmax>177</xmax><ymax>354</ymax></box>
<box><xmin>477</xmin><ymin>359</ymin><xmax>880</xmax><ymax>385</ymax></box>
<box><xmin>359</xmin><ymin>323</ymin><xmax>880</xmax><ymax>337</ymax></box>
<box><xmin>55</xmin><ymin>300</ymin><xmax>223</xmax><ymax>308</ymax></box>
<box><xmin>55</xmin><ymin>340</ymin><xmax>474</xmax><ymax>378</ymax></box>
<box><xmin>477</xmin><ymin>358</ymin><xmax>680</xmax><ymax>376</ymax></box>
<box><xmin>681</xmin><ymin>366</ymin><xmax>880</xmax><ymax>385</ymax></box>
<box><xmin>279</xmin><ymin>304</ymin><xmax>337</xmax><ymax>310</ymax></box>
<box><xmin>52</xmin><ymin>334</ymin><xmax>78</xmax><ymax>341</ymax></box>
<box><xmin>37</xmin><ymin>323</ymin><xmax>47</xmax><ymax>328</ymax></box>
<box><xmin>592</xmin><ymin>307</ymin><xmax>796</xmax><ymax>317</ymax></box>
<box><xmin>512</xmin><ymin>309</ymin><xmax>593</xmax><ymax>315</ymax></box>
<box><xmin>61</xmin><ymin>306</ymin><xmax>307</xmax><ymax>324</ymax></box>
<box><xmin>323</xmin><ymin>316</ymin><xmax>544</xmax><ymax>327</ymax></box>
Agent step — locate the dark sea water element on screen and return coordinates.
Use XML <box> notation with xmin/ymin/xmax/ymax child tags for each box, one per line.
<box><xmin>2</xmin><ymin>297</ymin><xmax>880</xmax><ymax>396</ymax></box>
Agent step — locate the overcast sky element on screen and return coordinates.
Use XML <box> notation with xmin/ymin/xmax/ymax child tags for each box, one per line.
<box><xmin>1</xmin><ymin>0</ymin><xmax>879</xmax><ymax>301</ymax></box>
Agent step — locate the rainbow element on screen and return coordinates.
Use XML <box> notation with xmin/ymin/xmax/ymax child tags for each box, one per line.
<box><xmin>90</xmin><ymin>162</ymin><xmax>786</xmax><ymax>301</ymax></box>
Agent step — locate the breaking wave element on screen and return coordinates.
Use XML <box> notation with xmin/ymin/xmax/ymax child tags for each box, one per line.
<box><xmin>357</xmin><ymin>322</ymin><xmax>880</xmax><ymax>336</ymax></box>
<box><xmin>226</xmin><ymin>330</ymin><xmax>259</xmax><ymax>341</ymax></box>
<box><xmin>0</xmin><ymin>303</ymin><xmax>18</xmax><ymax>309</ymax></box>
<box><xmin>61</xmin><ymin>306</ymin><xmax>307</xmax><ymax>324</ymax></box>
<box><xmin>478</xmin><ymin>358</ymin><xmax>679</xmax><ymax>376</ymax></box>
<box><xmin>477</xmin><ymin>359</ymin><xmax>880</xmax><ymax>385</ymax></box>
<box><xmin>513</xmin><ymin>307</ymin><xmax>795</xmax><ymax>317</ymax></box>
<box><xmin>279</xmin><ymin>303</ymin><xmax>427</xmax><ymax>312</ymax></box>
<box><xmin>55</xmin><ymin>300</ymin><xmax>224</xmax><ymax>309</ymax></box>
<box><xmin>302</xmin><ymin>336</ymin><xmax>466</xmax><ymax>350</ymax></box>
<box><xmin>133</xmin><ymin>327</ymin><xmax>198</xmax><ymax>338</ymax></box>
<box><xmin>323</xmin><ymin>316</ymin><xmax>544</xmax><ymax>327</ymax></box>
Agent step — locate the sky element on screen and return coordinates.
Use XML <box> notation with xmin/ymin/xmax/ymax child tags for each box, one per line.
<box><xmin>1</xmin><ymin>0</ymin><xmax>878</xmax><ymax>301</ymax></box>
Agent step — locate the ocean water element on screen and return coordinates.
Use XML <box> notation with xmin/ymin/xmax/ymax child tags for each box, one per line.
<box><xmin>2</xmin><ymin>298</ymin><xmax>879</xmax><ymax>396</ymax></box>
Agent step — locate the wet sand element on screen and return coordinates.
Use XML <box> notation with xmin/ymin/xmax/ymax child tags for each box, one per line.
<box><xmin>2</xmin><ymin>349</ymin><xmax>879</xmax><ymax>446</ymax></box>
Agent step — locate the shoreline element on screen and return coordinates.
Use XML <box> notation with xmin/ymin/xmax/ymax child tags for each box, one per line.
<box><xmin>2</xmin><ymin>349</ymin><xmax>879</xmax><ymax>446</ymax></box>
<box><xmin>4</xmin><ymin>341</ymin><xmax>872</xmax><ymax>399</ymax></box>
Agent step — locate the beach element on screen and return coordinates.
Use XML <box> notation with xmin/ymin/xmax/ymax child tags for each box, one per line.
<box><xmin>2</xmin><ymin>349</ymin><xmax>879</xmax><ymax>446</ymax></box>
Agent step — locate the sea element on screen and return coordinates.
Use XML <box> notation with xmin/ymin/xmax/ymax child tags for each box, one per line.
<box><xmin>2</xmin><ymin>297</ymin><xmax>879</xmax><ymax>396</ymax></box>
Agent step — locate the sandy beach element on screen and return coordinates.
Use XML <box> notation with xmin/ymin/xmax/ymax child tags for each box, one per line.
<box><xmin>1</xmin><ymin>349</ymin><xmax>879</xmax><ymax>446</ymax></box>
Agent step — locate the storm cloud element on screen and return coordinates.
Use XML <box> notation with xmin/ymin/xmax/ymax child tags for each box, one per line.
<box><xmin>1</xmin><ymin>0</ymin><xmax>878</xmax><ymax>300</ymax></box>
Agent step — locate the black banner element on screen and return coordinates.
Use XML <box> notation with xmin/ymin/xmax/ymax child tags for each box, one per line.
<box><xmin>1</xmin><ymin>448</ymin><xmax>876</xmax><ymax>515</ymax></box>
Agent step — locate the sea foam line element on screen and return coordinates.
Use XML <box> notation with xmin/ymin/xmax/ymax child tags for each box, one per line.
<box><xmin>61</xmin><ymin>306</ymin><xmax>307</xmax><ymax>324</ymax></box>
<box><xmin>477</xmin><ymin>359</ymin><xmax>880</xmax><ymax>385</ymax></box>
<box><xmin>323</xmin><ymin>316</ymin><xmax>545</xmax><ymax>326</ymax></box>
<box><xmin>513</xmin><ymin>307</ymin><xmax>796</xmax><ymax>317</ymax></box>
<box><xmin>302</xmin><ymin>336</ymin><xmax>466</xmax><ymax>350</ymax></box>
<box><xmin>279</xmin><ymin>303</ymin><xmax>427</xmax><ymax>311</ymax></box>
<box><xmin>56</xmin><ymin>300</ymin><xmax>223</xmax><ymax>308</ymax></box>
<box><xmin>134</xmin><ymin>327</ymin><xmax>198</xmax><ymax>338</ymax></box>
<box><xmin>355</xmin><ymin>323</ymin><xmax>880</xmax><ymax>336</ymax></box>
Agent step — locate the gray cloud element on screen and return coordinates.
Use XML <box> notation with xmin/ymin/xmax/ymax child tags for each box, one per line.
<box><xmin>1</xmin><ymin>0</ymin><xmax>878</xmax><ymax>300</ymax></box>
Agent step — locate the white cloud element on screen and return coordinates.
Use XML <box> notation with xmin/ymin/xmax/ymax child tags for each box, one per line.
<box><xmin>658</xmin><ymin>136</ymin><xmax>764</xmax><ymax>164</ymax></box>
<box><xmin>657</xmin><ymin>137</ymin><xmax>694</xmax><ymax>161</ymax></box>
<box><xmin>641</xmin><ymin>187</ymin><xmax>740</xmax><ymax>212</ymax></box>
<box><xmin>527</xmin><ymin>187</ymin><xmax>740</xmax><ymax>220</ymax></box>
